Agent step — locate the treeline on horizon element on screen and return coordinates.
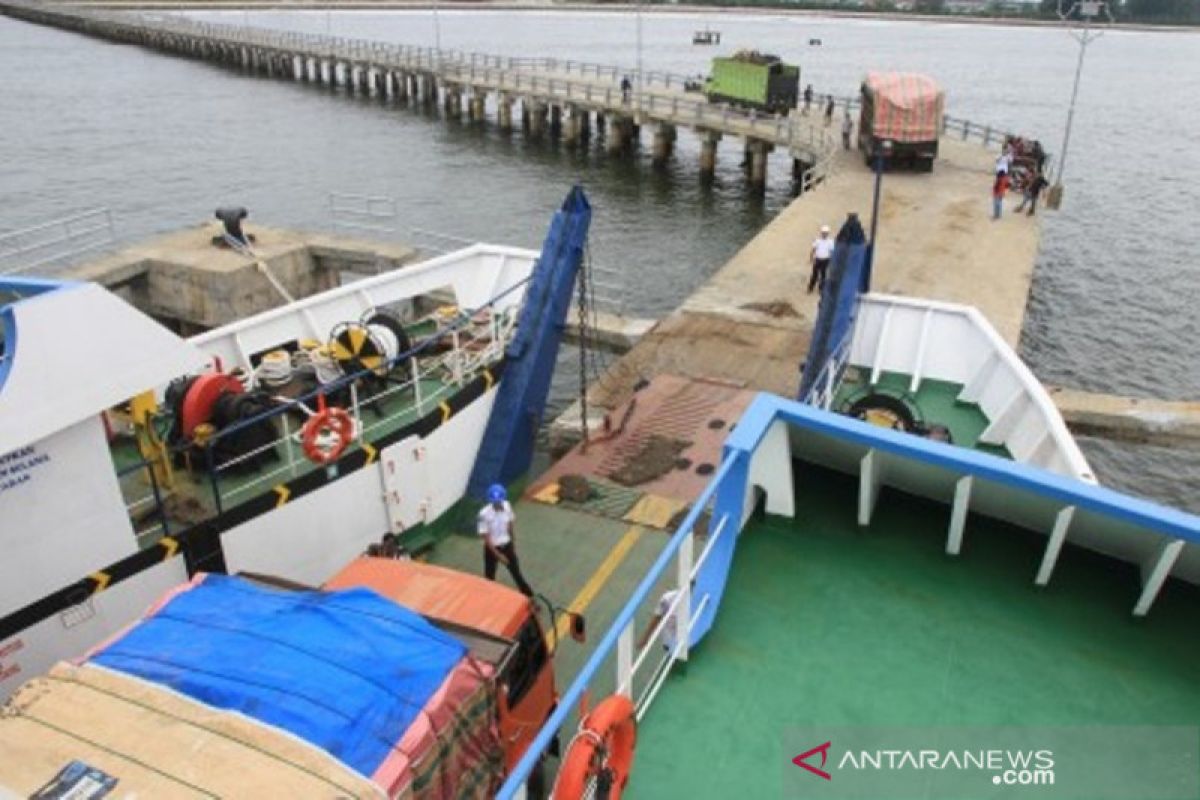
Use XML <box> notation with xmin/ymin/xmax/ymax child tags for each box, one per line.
<box><xmin>662</xmin><ymin>0</ymin><xmax>1200</xmax><ymax>25</ymax></box>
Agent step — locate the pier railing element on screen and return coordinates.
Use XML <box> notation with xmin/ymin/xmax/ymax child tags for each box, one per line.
<box><xmin>822</xmin><ymin>93</ymin><xmax>1026</xmax><ymax>152</ymax></box>
<box><xmin>0</xmin><ymin>1</ymin><xmax>836</xmax><ymax>164</ymax></box>
<box><xmin>0</xmin><ymin>208</ymin><xmax>116</xmax><ymax>276</ymax></box>
<box><xmin>328</xmin><ymin>192</ymin><xmax>398</xmax><ymax>237</ymax></box>
<box><xmin>0</xmin><ymin>1</ymin><xmax>1030</xmax><ymax>209</ymax></box>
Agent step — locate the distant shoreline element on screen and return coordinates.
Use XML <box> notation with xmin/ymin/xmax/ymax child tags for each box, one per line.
<box><xmin>60</xmin><ymin>1</ymin><xmax>1200</xmax><ymax>34</ymax></box>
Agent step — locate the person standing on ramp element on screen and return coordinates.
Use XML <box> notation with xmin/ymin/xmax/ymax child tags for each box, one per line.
<box><xmin>478</xmin><ymin>484</ymin><xmax>534</xmax><ymax>596</ymax></box>
<box><xmin>809</xmin><ymin>224</ymin><xmax>835</xmax><ymax>294</ymax></box>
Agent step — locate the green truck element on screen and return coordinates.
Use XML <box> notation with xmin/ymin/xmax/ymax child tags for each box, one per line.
<box><xmin>704</xmin><ymin>51</ymin><xmax>799</xmax><ymax>115</ymax></box>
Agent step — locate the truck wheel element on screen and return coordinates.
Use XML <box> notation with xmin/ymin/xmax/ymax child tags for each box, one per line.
<box><xmin>919</xmin><ymin>157</ymin><xmax>934</xmax><ymax>173</ymax></box>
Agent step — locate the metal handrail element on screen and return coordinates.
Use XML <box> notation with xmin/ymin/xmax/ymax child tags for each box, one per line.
<box><xmin>328</xmin><ymin>191</ymin><xmax>397</xmax><ymax>236</ymax></box>
<box><xmin>0</xmin><ymin>208</ymin><xmax>116</xmax><ymax>275</ymax></box>
<box><xmin>108</xmin><ymin>272</ymin><xmax>527</xmax><ymax>534</ymax></box>
<box><xmin>803</xmin><ymin>330</ymin><xmax>853</xmax><ymax>410</ymax></box>
<box><xmin>499</xmin><ymin>451</ymin><xmax>745</xmax><ymax>798</ymax></box>
<box><xmin>198</xmin><ymin>272</ymin><xmax>529</xmax><ymax>456</ymax></box>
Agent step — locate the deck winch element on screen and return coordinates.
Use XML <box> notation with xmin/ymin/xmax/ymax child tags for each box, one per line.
<box><xmin>166</xmin><ymin>370</ymin><xmax>280</xmax><ymax>474</ymax></box>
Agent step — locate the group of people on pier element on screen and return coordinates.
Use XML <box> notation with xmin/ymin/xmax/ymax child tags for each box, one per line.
<box><xmin>991</xmin><ymin>136</ymin><xmax>1049</xmax><ymax>219</ymax></box>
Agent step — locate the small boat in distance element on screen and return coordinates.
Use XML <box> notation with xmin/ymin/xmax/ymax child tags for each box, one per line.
<box><xmin>693</xmin><ymin>27</ymin><xmax>721</xmax><ymax>45</ymax></box>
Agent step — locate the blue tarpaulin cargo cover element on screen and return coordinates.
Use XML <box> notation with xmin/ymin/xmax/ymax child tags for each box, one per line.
<box><xmin>89</xmin><ymin>573</ymin><xmax>468</xmax><ymax>779</ymax></box>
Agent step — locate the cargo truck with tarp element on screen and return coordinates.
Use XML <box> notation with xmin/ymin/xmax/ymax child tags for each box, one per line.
<box><xmin>0</xmin><ymin>562</ymin><xmax>568</xmax><ymax>799</ymax></box>
<box><xmin>704</xmin><ymin>51</ymin><xmax>799</xmax><ymax>114</ymax></box>
<box><xmin>858</xmin><ymin>72</ymin><xmax>945</xmax><ymax>172</ymax></box>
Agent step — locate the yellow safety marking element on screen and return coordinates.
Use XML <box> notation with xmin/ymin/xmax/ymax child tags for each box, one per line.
<box><xmin>482</xmin><ymin>369</ymin><xmax>495</xmax><ymax>390</ymax></box>
<box><xmin>623</xmin><ymin>493</ymin><xmax>687</xmax><ymax>530</ymax></box>
<box><xmin>348</xmin><ymin>325</ymin><xmax>367</xmax><ymax>354</ymax></box>
<box><xmin>160</xmin><ymin>536</ymin><xmax>180</xmax><ymax>559</ymax></box>
<box><xmin>548</xmin><ymin>525</ymin><xmax>644</xmax><ymax>649</ymax></box>
<box><xmin>90</xmin><ymin>572</ymin><xmax>112</xmax><ymax>593</ymax></box>
<box><xmin>439</xmin><ymin>400</ymin><xmax>453</xmax><ymax>424</ymax></box>
<box><xmin>360</xmin><ymin>441</ymin><xmax>378</xmax><ymax>464</ymax></box>
<box><xmin>273</xmin><ymin>484</ymin><xmax>291</xmax><ymax>508</ymax></box>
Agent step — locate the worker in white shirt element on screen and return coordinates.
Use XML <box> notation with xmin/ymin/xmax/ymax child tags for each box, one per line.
<box><xmin>477</xmin><ymin>484</ymin><xmax>534</xmax><ymax>596</ymax></box>
<box><xmin>638</xmin><ymin>587</ymin><xmax>682</xmax><ymax>655</ymax></box>
<box><xmin>638</xmin><ymin>578</ymin><xmax>699</xmax><ymax>658</ymax></box>
<box><xmin>809</xmin><ymin>224</ymin><xmax>836</xmax><ymax>294</ymax></box>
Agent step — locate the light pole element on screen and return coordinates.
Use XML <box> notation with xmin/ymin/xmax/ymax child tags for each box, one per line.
<box><xmin>863</xmin><ymin>139</ymin><xmax>892</xmax><ymax>293</ymax></box>
<box><xmin>433</xmin><ymin>0</ymin><xmax>442</xmax><ymax>61</ymax></box>
<box><xmin>635</xmin><ymin>0</ymin><xmax>643</xmax><ymax>114</ymax></box>
<box><xmin>1048</xmin><ymin>0</ymin><xmax>1111</xmax><ymax>210</ymax></box>
<box><xmin>867</xmin><ymin>139</ymin><xmax>893</xmax><ymax>275</ymax></box>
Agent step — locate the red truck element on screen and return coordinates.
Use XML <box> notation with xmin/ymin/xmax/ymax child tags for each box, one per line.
<box><xmin>859</xmin><ymin>72</ymin><xmax>945</xmax><ymax>172</ymax></box>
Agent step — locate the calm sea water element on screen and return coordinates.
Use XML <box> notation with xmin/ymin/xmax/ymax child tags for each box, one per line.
<box><xmin>0</xmin><ymin>10</ymin><xmax>1196</xmax><ymax>508</ymax></box>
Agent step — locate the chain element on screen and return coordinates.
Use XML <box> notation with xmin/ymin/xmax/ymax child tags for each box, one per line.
<box><xmin>577</xmin><ymin>242</ymin><xmax>592</xmax><ymax>451</ymax></box>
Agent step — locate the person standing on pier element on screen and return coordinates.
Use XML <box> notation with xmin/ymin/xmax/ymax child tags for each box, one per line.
<box><xmin>809</xmin><ymin>224</ymin><xmax>835</xmax><ymax>294</ymax></box>
<box><xmin>1015</xmin><ymin>171</ymin><xmax>1049</xmax><ymax>216</ymax></box>
<box><xmin>621</xmin><ymin>75</ymin><xmax>632</xmax><ymax>104</ymax></box>
<box><xmin>803</xmin><ymin>84</ymin><xmax>814</xmax><ymax>114</ymax></box>
<box><xmin>825</xmin><ymin>96</ymin><xmax>836</xmax><ymax>126</ymax></box>
<box><xmin>992</xmin><ymin>172</ymin><xmax>1010</xmax><ymax>220</ymax></box>
<box><xmin>842</xmin><ymin>111</ymin><xmax>853</xmax><ymax>150</ymax></box>
<box><xmin>478</xmin><ymin>484</ymin><xmax>534</xmax><ymax>596</ymax></box>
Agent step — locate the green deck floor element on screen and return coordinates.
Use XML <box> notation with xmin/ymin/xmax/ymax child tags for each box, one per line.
<box><xmin>628</xmin><ymin>464</ymin><xmax>1200</xmax><ymax>798</ymax></box>
<box><xmin>836</xmin><ymin>371</ymin><xmax>1009</xmax><ymax>457</ymax></box>
<box><xmin>428</xmin><ymin>501</ymin><xmax>674</xmax><ymax>709</ymax></box>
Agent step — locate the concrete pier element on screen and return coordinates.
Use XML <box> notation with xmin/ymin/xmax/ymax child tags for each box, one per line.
<box><xmin>606</xmin><ymin>117</ymin><xmax>629</xmax><ymax>153</ymax></box>
<box><xmin>529</xmin><ymin>102</ymin><xmax>548</xmax><ymax>138</ymax></box>
<box><xmin>578</xmin><ymin>138</ymin><xmax>1042</xmax><ymax>417</ymax></box>
<box><xmin>652</xmin><ymin>124</ymin><xmax>676</xmax><ymax>164</ymax></box>
<box><xmin>747</xmin><ymin>140</ymin><xmax>772</xmax><ymax>188</ymax></box>
<box><xmin>0</xmin><ymin>1</ymin><xmax>843</xmax><ymax>193</ymax></box>
<box><xmin>498</xmin><ymin>94</ymin><xmax>514</xmax><ymax>132</ymax></box>
<box><xmin>67</xmin><ymin>224</ymin><xmax>420</xmax><ymax>334</ymax></box>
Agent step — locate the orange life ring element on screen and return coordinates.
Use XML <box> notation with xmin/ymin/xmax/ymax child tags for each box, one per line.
<box><xmin>552</xmin><ymin>695</ymin><xmax>637</xmax><ymax>800</ymax></box>
<box><xmin>301</xmin><ymin>397</ymin><xmax>354</xmax><ymax>464</ymax></box>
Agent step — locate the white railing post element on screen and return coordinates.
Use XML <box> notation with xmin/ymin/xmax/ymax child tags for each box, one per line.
<box><xmin>676</xmin><ymin>528</ymin><xmax>693</xmax><ymax>662</ymax></box>
<box><xmin>451</xmin><ymin>329</ymin><xmax>464</xmax><ymax>384</ymax></box>
<box><xmin>616</xmin><ymin>623</ymin><xmax>634</xmax><ymax>697</ymax></box>
<box><xmin>350</xmin><ymin>382</ymin><xmax>362</xmax><ymax>438</ymax></box>
<box><xmin>281</xmin><ymin>412</ymin><xmax>298</xmax><ymax>476</ymax></box>
<box><xmin>411</xmin><ymin>357</ymin><xmax>423</xmax><ymax>415</ymax></box>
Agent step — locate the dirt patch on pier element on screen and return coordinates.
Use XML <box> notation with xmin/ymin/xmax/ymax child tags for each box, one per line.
<box><xmin>609</xmin><ymin>435</ymin><xmax>691</xmax><ymax>487</ymax></box>
<box><xmin>740</xmin><ymin>300</ymin><xmax>799</xmax><ymax>318</ymax></box>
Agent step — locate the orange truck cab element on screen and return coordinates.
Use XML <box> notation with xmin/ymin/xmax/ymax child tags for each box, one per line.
<box><xmin>325</xmin><ymin>557</ymin><xmax>560</xmax><ymax>784</ymax></box>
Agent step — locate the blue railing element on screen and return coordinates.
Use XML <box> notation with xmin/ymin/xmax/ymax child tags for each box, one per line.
<box><xmin>502</xmin><ymin>390</ymin><xmax>1200</xmax><ymax>796</ymax></box>
<box><xmin>498</xmin><ymin>451</ymin><xmax>744</xmax><ymax>798</ymax></box>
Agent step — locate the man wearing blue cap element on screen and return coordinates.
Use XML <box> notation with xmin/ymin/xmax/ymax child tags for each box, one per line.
<box><xmin>478</xmin><ymin>484</ymin><xmax>534</xmax><ymax>596</ymax></box>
